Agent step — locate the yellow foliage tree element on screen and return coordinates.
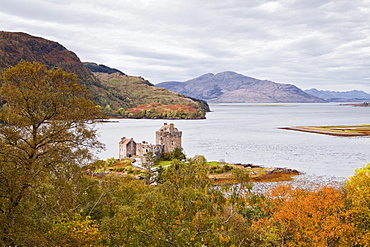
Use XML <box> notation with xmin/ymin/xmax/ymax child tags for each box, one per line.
<box><xmin>0</xmin><ymin>61</ymin><xmax>105</xmax><ymax>246</ymax></box>
<box><xmin>345</xmin><ymin>163</ymin><xmax>370</xmax><ymax>245</ymax></box>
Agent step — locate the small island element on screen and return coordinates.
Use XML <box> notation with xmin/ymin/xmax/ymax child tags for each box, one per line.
<box><xmin>280</xmin><ymin>125</ymin><xmax>370</xmax><ymax>137</ymax></box>
<box><xmin>340</xmin><ymin>102</ymin><xmax>370</xmax><ymax>107</ymax></box>
<box><xmin>87</xmin><ymin>123</ymin><xmax>301</xmax><ymax>184</ymax></box>
<box><xmin>86</xmin><ymin>160</ymin><xmax>301</xmax><ymax>184</ymax></box>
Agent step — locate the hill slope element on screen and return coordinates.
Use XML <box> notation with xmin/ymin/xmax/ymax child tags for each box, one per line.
<box><xmin>157</xmin><ymin>71</ymin><xmax>326</xmax><ymax>103</ymax></box>
<box><xmin>0</xmin><ymin>31</ymin><xmax>209</xmax><ymax>118</ymax></box>
<box><xmin>304</xmin><ymin>88</ymin><xmax>370</xmax><ymax>102</ymax></box>
<box><xmin>0</xmin><ymin>31</ymin><xmax>94</xmax><ymax>81</ymax></box>
<box><xmin>93</xmin><ymin>71</ymin><xmax>208</xmax><ymax>118</ymax></box>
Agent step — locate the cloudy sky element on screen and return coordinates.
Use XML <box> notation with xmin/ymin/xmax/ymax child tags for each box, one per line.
<box><xmin>1</xmin><ymin>0</ymin><xmax>370</xmax><ymax>92</ymax></box>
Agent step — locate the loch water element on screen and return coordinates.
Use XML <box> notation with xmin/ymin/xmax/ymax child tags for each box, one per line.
<box><xmin>96</xmin><ymin>103</ymin><xmax>370</xmax><ymax>178</ymax></box>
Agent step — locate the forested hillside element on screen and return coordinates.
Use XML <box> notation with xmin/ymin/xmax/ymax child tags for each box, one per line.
<box><xmin>92</xmin><ymin>69</ymin><xmax>208</xmax><ymax>118</ymax></box>
<box><xmin>0</xmin><ymin>31</ymin><xmax>209</xmax><ymax>119</ymax></box>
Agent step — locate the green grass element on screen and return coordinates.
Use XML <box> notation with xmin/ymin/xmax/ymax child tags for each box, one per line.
<box><xmin>156</xmin><ymin>160</ymin><xmax>173</xmax><ymax>167</ymax></box>
<box><xmin>205</xmin><ymin>161</ymin><xmax>221</xmax><ymax>166</ymax></box>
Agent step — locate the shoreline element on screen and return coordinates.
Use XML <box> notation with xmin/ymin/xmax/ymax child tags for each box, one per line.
<box><xmin>209</xmin><ymin>163</ymin><xmax>301</xmax><ymax>184</ymax></box>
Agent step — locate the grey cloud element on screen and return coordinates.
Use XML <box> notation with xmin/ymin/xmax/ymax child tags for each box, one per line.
<box><xmin>1</xmin><ymin>0</ymin><xmax>370</xmax><ymax>92</ymax></box>
<box><xmin>0</xmin><ymin>0</ymin><xmax>119</xmax><ymax>26</ymax></box>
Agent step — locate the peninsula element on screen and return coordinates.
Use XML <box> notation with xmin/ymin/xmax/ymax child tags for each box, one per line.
<box><xmin>280</xmin><ymin>125</ymin><xmax>370</xmax><ymax>137</ymax></box>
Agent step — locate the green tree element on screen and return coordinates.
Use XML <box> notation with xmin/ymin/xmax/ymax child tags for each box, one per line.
<box><xmin>103</xmin><ymin>104</ymin><xmax>112</xmax><ymax>114</ymax></box>
<box><xmin>143</xmin><ymin>152</ymin><xmax>156</xmax><ymax>184</ymax></box>
<box><xmin>0</xmin><ymin>61</ymin><xmax>105</xmax><ymax>245</ymax></box>
<box><xmin>117</xmin><ymin>107</ymin><xmax>125</xmax><ymax>116</ymax></box>
<box><xmin>158</xmin><ymin>147</ymin><xmax>186</xmax><ymax>161</ymax></box>
<box><xmin>188</xmin><ymin>155</ymin><xmax>207</xmax><ymax>165</ymax></box>
<box><xmin>172</xmin><ymin>147</ymin><xmax>186</xmax><ymax>160</ymax></box>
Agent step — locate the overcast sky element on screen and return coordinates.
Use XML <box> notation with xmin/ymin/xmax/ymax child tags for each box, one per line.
<box><xmin>1</xmin><ymin>0</ymin><xmax>370</xmax><ymax>92</ymax></box>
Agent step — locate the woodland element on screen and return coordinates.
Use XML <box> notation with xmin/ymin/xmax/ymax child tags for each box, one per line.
<box><xmin>0</xmin><ymin>62</ymin><xmax>369</xmax><ymax>246</ymax></box>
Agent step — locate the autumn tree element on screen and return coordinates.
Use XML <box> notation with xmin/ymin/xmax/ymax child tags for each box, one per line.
<box><xmin>47</xmin><ymin>214</ymin><xmax>101</xmax><ymax>246</ymax></box>
<box><xmin>97</xmin><ymin>159</ymin><xmax>263</xmax><ymax>246</ymax></box>
<box><xmin>99</xmin><ymin>161</ymin><xmax>230</xmax><ymax>246</ymax></box>
<box><xmin>0</xmin><ymin>61</ymin><xmax>105</xmax><ymax>246</ymax></box>
<box><xmin>345</xmin><ymin>163</ymin><xmax>370</xmax><ymax>245</ymax></box>
<box><xmin>159</xmin><ymin>159</ymin><xmax>211</xmax><ymax>190</ymax></box>
<box><xmin>251</xmin><ymin>185</ymin><xmax>356</xmax><ymax>246</ymax></box>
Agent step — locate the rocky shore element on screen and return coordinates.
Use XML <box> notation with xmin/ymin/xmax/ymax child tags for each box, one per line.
<box><xmin>210</xmin><ymin>163</ymin><xmax>301</xmax><ymax>184</ymax></box>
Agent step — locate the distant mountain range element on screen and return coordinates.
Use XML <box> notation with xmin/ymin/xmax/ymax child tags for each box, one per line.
<box><xmin>0</xmin><ymin>31</ymin><xmax>209</xmax><ymax>118</ymax></box>
<box><xmin>157</xmin><ymin>71</ymin><xmax>326</xmax><ymax>103</ymax></box>
<box><xmin>304</xmin><ymin>89</ymin><xmax>370</xmax><ymax>102</ymax></box>
<box><xmin>3</xmin><ymin>31</ymin><xmax>367</xmax><ymax>110</ymax></box>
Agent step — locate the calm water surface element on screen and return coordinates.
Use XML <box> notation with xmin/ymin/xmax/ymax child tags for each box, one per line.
<box><xmin>96</xmin><ymin>103</ymin><xmax>370</xmax><ymax>178</ymax></box>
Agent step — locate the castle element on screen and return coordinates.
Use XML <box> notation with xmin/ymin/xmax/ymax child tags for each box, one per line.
<box><xmin>119</xmin><ymin>123</ymin><xmax>182</xmax><ymax>162</ymax></box>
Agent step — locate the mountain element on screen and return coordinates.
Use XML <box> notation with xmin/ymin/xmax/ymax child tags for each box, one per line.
<box><xmin>0</xmin><ymin>31</ymin><xmax>209</xmax><ymax>118</ymax></box>
<box><xmin>304</xmin><ymin>88</ymin><xmax>370</xmax><ymax>102</ymax></box>
<box><xmin>0</xmin><ymin>31</ymin><xmax>94</xmax><ymax>81</ymax></box>
<box><xmin>157</xmin><ymin>71</ymin><xmax>326</xmax><ymax>103</ymax></box>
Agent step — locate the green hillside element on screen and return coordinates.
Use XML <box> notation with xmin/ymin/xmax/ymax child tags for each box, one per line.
<box><xmin>93</xmin><ymin>71</ymin><xmax>209</xmax><ymax>118</ymax></box>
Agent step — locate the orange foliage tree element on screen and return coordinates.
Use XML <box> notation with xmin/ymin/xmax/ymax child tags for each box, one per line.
<box><xmin>251</xmin><ymin>185</ymin><xmax>356</xmax><ymax>246</ymax></box>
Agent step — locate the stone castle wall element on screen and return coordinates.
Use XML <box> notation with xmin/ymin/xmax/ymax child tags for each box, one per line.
<box><xmin>119</xmin><ymin>137</ymin><xmax>136</xmax><ymax>159</ymax></box>
<box><xmin>119</xmin><ymin>123</ymin><xmax>182</xmax><ymax>162</ymax></box>
<box><xmin>136</xmin><ymin>141</ymin><xmax>165</xmax><ymax>158</ymax></box>
<box><xmin>156</xmin><ymin>123</ymin><xmax>182</xmax><ymax>152</ymax></box>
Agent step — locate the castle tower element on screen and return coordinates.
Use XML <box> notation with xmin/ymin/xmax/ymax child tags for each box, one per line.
<box><xmin>156</xmin><ymin>123</ymin><xmax>182</xmax><ymax>152</ymax></box>
<box><xmin>119</xmin><ymin>137</ymin><xmax>136</xmax><ymax>159</ymax></box>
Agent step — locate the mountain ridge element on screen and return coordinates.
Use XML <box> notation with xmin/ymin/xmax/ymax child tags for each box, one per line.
<box><xmin>157</xmin><ymin>71</ymin><xmax>326</xmax><ymax>103</ymax></box>
<box><xmin>0</xmin><ymin>31</ymin><xmax>94</xmax><ymax>81</ymax></box>
<box><xmin>304</xmin><ymin>88</ymin><xmax>370</xmax><ymax>102</ymax></box>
